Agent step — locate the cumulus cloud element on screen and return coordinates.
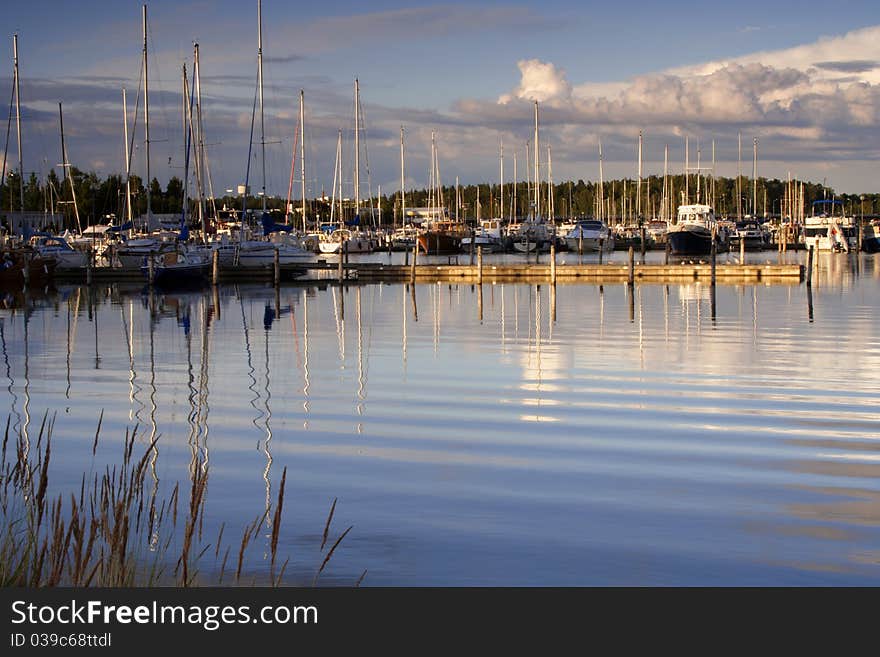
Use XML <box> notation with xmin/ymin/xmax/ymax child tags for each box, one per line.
<box><xmin>472</xmin><ymin>24</ymin><xmax>880</xmax><ymax>178</ymax></box>
<box><xmin>499</xmin><ymin>60</ymin><xmax>572</xmax><ymax>104</ymax></box>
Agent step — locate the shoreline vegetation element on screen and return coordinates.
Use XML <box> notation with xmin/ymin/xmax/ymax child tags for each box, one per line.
<box><xmin>0</xmin><ymin>412</ymin><xmax>361</xmax><ymax>587</ymax></box>
<box><xmin>2</xmin><ymin>168</ymin><xmax>878</xmax><ymax>230</ymax></box>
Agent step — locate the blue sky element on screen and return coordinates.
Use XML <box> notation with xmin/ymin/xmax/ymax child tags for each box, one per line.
<box><xmin>3</xmin><ymin>0</ymin><xmax>880</xmax><ymax>199</ymax></box>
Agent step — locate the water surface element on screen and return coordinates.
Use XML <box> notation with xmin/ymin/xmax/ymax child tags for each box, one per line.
<box><xmin>1</xmin><ymin>250</ymin><xmax>879</xmax><ymax>585</ymax></box>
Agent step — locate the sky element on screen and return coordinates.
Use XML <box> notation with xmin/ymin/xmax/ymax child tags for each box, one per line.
<box><xmin>2</xmin><ymin>0</ymin><xmax>880</xmax><ymax>202</ymax></box>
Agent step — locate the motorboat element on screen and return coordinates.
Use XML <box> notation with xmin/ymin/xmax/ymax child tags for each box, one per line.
<box><xmin>803</xmin><ymin>200</ymin><xmax>857</xmax><ymax>252</ymax></box>
<box><xmin>564</xmin><ymin>220</ymin><xmax>614</xmax><ymax>252</ymax></box>
<box><xmin>31</xmin><ymin>234</ymin><xmax>89</xmax><ymax>269</ymax></box>
<box><xmin>667</xmin><ymin>204</ymin><xmax>727</xmax><ymax>256</ymax></box>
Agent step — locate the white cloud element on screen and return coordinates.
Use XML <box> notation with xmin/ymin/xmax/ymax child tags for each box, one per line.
<box><xmin>476</xmin><ymin>25</ymin><xmax>880</xmax><ymax>188</ymax></box>
<box><xmin>499</xmin><ymin>60</ymin><xmax>572</xmax><ymax>104</ymax></box>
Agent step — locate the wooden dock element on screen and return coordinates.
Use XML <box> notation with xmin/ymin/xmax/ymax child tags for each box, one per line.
<box><xmin>52</xmin><ymin>260</ymin><xmax>803</xmax><ymax>285</ymax></box>
<box><xmin>304</xmin><ymin>261</ymin><xmax>804</xmax><ymax>284</ymax></box>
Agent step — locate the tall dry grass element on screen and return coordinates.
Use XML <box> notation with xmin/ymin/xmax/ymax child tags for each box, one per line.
<box><xmin>0</xmin><ymin>413</ymin><xmax>359</xmax><ymax>587</ymax></box>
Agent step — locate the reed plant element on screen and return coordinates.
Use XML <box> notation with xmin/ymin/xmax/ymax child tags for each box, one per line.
<box><xmin>0</xmin><ymin>413</ymin><xmax>360</xmax><ymax>587</ymax></box>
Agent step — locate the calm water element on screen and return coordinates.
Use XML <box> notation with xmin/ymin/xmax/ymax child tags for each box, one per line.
<box><xmin>1</xmin><ymin>250</ymin><xmax>879</xmax><ymax>585</ymax></box>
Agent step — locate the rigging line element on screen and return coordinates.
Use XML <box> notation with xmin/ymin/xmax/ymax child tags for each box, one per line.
<box><xmin>1</xmin><ymin>83</ymin><xmax>14</xmax><ymax>189</ymax></box>
<box><xmin>241</xmin><ymin>77</ymin><xmax>260</xmax><ymax>221</ymax></box>
<box><xmin>127</xmin><ymin>58</ymin><xmax>145</xmax><ymax>178</ymax></box>
<box><xmin>356</xmin><ymin>89</ymin><xmax>375</xmax><ymax>221</ymax></box>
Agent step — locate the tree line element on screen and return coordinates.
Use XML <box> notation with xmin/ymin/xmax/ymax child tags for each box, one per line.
<box><xmin>2</xmin><ymin>166</ymin><xmax>879</xmax><ymax>232</ymax></box>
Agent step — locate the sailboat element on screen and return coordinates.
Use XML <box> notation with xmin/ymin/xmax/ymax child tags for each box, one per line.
<box><xmin>512</xmin><ymin>101</ymin><xmax>552</xmax><ymax>253</ymax></box>
<box><xmin>319</xmin><ymin>79</ymin><xmax>375</xmax><ymax>255</ymax></box>
<box><xmin>212</xmin><ymin>1</ymin><xmax>314</xmax><ymax>269</ymax></box>
<box><xmin>416</xmin><ymin>131</ymin><xmax>466</xmax><ymax>255</ymax></box>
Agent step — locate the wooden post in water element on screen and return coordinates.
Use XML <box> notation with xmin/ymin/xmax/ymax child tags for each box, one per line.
<box><xmin>806</xmin><ymin>245</ymin><xmax>813</xmax><ymax>286</ymax></box>
<box><xmin>740</xmin><ymin>234</ymin><xmax>745</xmax><ymax>264</ymax></box>
<box><xmin>640</xmin><ymin>226</ymin><xmax>647</xmax><ymax>262</ymax></box>
<box><xmin>22</xmin><ymin>253</ymin><xmax>29</xmax><ymax>287</ymax></box>
<box><xmin>273</xmin><ymin>247</ymin><xmax>280</xmax><ymax>286</ymax></box>
<box><xmin>410</xmin><ymin>242</ymin><xmax>417</xmax><ymax>285</ymax></box>
<box><xmin>550</xmin><ymin>281</ymin><xmax>557</xmax><ymax>323</ymax></box>
<box><xmin>477</xmin><ymin>245</ymin><xmax>483</xmax><ymax>285</ymax></box>
<box><xmin>550</xmin><ymin>243</ymin><xmax>556</xmax><ymax>285</ymax></box>
<box><xmin>664</xmin><ymin>239</ymin><xmax>670</xmax><ymax>265</ymax></box>
<box><xmin>578</xmin><ymin>231</ymin><xmax>583</xmax><ymax>255</ymax></box>
<box><xmin>337</xmin><ymin>249</ymin><xmax>344</xmax><ymax>283</ymax></box>
<box><xmin>710</xmin><ymin>227</ymin><xmax>717</xmax><ymax>287</ymax></box>
<box><xmin>86</xmin><ymin>246</ymin><xmax>93</xmax><ymax>286</ymax></box>
<box><xmin>212</xmin><ymin>248</ymin><xmax>219</xmax><ymax>285</ymax></box>
<box><xmin>807</xmin><ymin>282</ymin><xmax>814</xmax><ymax>322</ymax></box>
<box><xmin>598</xmin><ymin>238</ymin><xmax>604</xmax><ymax>265</ymax></box>
<box><xmin>477</xmin><ymin>283</ymin><xmax>483</xmax><ymax>323</ymax></box>
<box><xmin>148</xmin><ymin>252</ymin><xmax>155</xmax><ymax>285</ymax></box>
<box><xmin>344</xmin><ymin>241</ymin><xmax>349</xmax><ymax>265</ymax></box>
<box><xmin>469</xmin><ymin>229</ymin><xmax>475</xmax><ymax>266</ymax></box>
<box><xmin>627</xmin><ymin>246</ymin><xmax>634</xmax><ymax>286</ymax></box>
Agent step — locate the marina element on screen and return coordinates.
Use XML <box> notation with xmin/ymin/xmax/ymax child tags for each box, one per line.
<box><xmin>1</xmin><ymin>0</ymin><xmax>880</xmax><ymax>594</ymax></box>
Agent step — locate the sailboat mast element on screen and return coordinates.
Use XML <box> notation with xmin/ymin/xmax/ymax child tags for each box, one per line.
<box><xmin>662</xmin><ymin>143</ymin><xmax>668</xmax><ymax>222</ymax></box>
<box><xmin>59</xmin><ymin>102</ymin><xmax>81</xmax><ymax>233</ymax></box>
<box><xmin>330</xmin><ymin>129</ymin><xmax>339</xmax><ymax>226</ymax></box>
<box><xmin>547</xmin><ymin>145</ymin><xmax>553</xmax><ymax>219</ymax></box>
<box><xmin>711</xmin><ymin>139</ymin><xmax>716</xmax><ymax>210</ymax></box>
<box><xmin>399</xmin><ymin>126</ymin><xmax>405</xmax><ymax>227</ymax></box>
<box><xmin>737</xmin><ymin>132</ymin><xmax>742</xmax><ymax>221</ymax></box>
<box><xmin>598</xmin><ymin>138</ymin><xmax>604</xmax><ymax>223</ymax></box>
<box><xmin>257</xmin><ymin>0</ymin><xmax>266</xmax><ymax>213</ymax></box>
<box><xmin>512</xmin><ymin>150</ymin><xmax>517</xmax><ymax>221</ymax></box>
<box><xmin>354</xmin><ymin>79</ymin><xmax>360</xmax><ymax>221</ymax></box>
<box><xmin>193</xmin><ymin>44</ymin><xmax>206</xmax><ymax>237</ymax></box>
<box><xmin>684</xmin><ymin>136</ymin><xmax>689</xmax><ymax>205</ymax></box>
<box><xmin>13</xmin><ymin>34</ymin><xmax>24</xmax><ymax>212</ymax></box>
<box><xmin>500</xmin><ymin>137</ymin><xmax>504</xmax><ymax>221</ymax></box>
<box><xmin>300</xmin><ymin>89</ymin><xmax>306</xmax><ymax>232</ymax></box>
<box><xmin>637</xmin><ymin>130</ymin><xmax>642</xmax><ymax>220</ymax></box>
<box><xmin>142</xmin><ymin>5</ymin><xmax>151</xmax><ymax>221</ymax></box>
<box><xmin>752</xmin><ymin>137</ymin><xmax>758</xmax><ymax>217</ymax></box>
<box><xmin>122</xmin><ymin>89</ymin><xmax>133</xmax><ymax>226</ymax></box>
<box><xmin>534</xmin><ymin>100</ymin><xmax>540</xmax><ymax>220</ymax></box>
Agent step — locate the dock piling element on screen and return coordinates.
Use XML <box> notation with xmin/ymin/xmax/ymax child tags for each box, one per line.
<box><xmin>273</xmin><ymin>247</ymin><xmax>280</xmax><ymax>286</ymax></box>
<box><xmin>627</xmin><ymin>246</ymin><xmax>634</xmax><ymax>286</ymax></box>
<box><xmin>806</xmin><ymin>246</ymin><xmax>813</xmax><ymax>286</ymax></box>
<box><xmin>640</xmin><ymin>226</ymin><xmax>647</xmax><ymax>262</ymax></box>
<box><xmin>148</xmin><ymin>253</ymin><xmax>155</xmax><ymax>285</ymax></box>
<box><xmin>212</xmin><ymin>248</ymin><xmax>219</xmax><ymax>285</ymax></box>
<box><xmin>598</xmin><ymin>238</ymin><xmax>604</xmax><ymax>265</ymax></box>
<box><xmin>550</xmin><ymin>243</ymin><xmax>556</xmax><ymax>285</ymax></box>
<box><xmin>710</xmin><ymin>228</ymin><xmax>717</xmax><ymax>287</ymax></box>
<box><xmin>477</xmin><ymin>245</ymin><xmax>483</xmax><ymax>285</ymax></box>
<box><xmin>337</xmin><ymin>248</ymin><xmax>344</xmax><ymax>283</ymax></box>
<box><xmin>410</xmin><ymin>243</ymin><xmax>417</xmax><ymax>284</ymax></box>
<box><xmin>740</xmin><ymin>236</ymin><xmax>745</xmax><ymax>265</ymax></box>
<box><xmin>86</xmin><ymin>247</ymin><xmax>93</xmax><ymax>286</ymax></box>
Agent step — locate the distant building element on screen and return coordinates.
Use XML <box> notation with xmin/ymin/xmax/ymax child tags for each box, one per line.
<box><xmin>404</xmin><ymin>207</ymin><xmax>449</xmax><ymax>224</ymax></box>
<box><xmin>1</xmin><ymin>211</ymin><xmax>64</xmax><ymax>235</ymax></box>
